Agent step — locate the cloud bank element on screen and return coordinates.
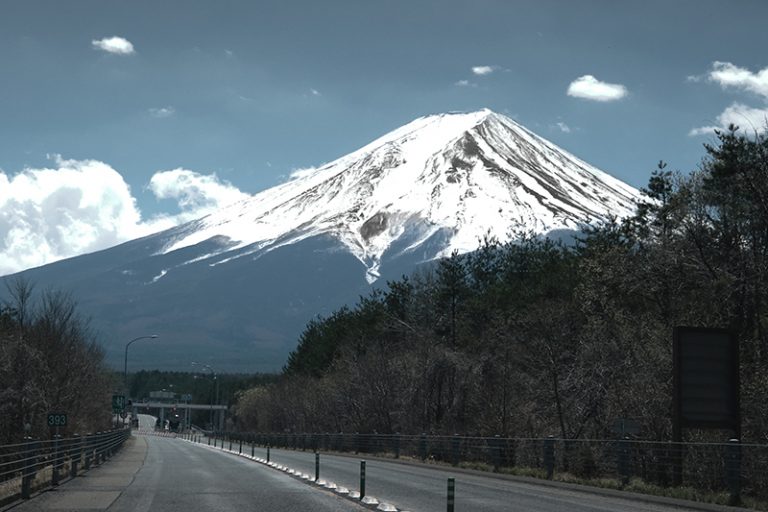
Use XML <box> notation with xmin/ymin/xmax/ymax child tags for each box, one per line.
<box><xmin>690</xmin><ymin>62</ymin><xmax>768</xmax><ymax>135</ymax></box>
<box><xmin>0</xmin><ymin>158</ymin><xmax>249</xmax><ymax>276</ymax></box>
<box><xmin>92</xmin><ymin>36</ymin><xmax>135</xmax><ymax>55</ymax></box>
<box><xmin>567</xmin><ymin>75</ymin><xmax>628</xmax><ymax>102</ymax></box>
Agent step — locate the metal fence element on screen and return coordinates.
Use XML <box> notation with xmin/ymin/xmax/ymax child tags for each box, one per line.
<box><xmin>0</xmin><ymin>429</ymin><xmax>131</xmax><ymax>502</ymax></box>
<box><xmin>213</xmin><ymin>432</ymin><xmax>768</xmax><ymax>505</ymax></box>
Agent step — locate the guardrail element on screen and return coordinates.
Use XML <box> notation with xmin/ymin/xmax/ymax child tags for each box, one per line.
<box><xmin>209</xmin><ymin>432</ymin><xmax>768</xmax><ymax>506</ymax></box>
<box><xmin>0</xmin><ymin>428</ymin><xmax>131</xmax><ymax>503</ymax></box>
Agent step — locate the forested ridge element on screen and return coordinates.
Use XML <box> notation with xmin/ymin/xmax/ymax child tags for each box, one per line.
<box><xmin>234</xmin><ymin>127</ymin><xmax>768</xmax><ymax>442</ymax></box>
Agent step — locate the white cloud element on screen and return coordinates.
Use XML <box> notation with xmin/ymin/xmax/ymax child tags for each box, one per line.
<box><xmin>92</xmin><ymin>36</ymin><xmax>135</xmax><ymax>55</ymax></box>
<box><xmin>148</xmin><ymin>106</ymin><xmax>175</xmax><ymax>118</ymax></box>
<box><xmin>567</xmin><ymin>75</ymin><xmax>628</xmax><ymax>102</ymax></box>
<box><xmin>689</xmin><ymin>62</ymin><xmax>768</xmax><ymax>136</ymax></box>
<box><xmin>454</xmin><ymin>80</ymin><xmax>477</xmax><ymax>87</ymax></box>
<box><xmin>0</xmin><ymin>159</ymin><xmax>250</xmax><ymax>276</ymax></box>
<box><xmin>555</xmin><ymin>122</ymin><xmax>571</xmax><ymax>133</ymax></box>
<box><xmin>148</xmin><ymin>169</ymin><xmax>249</xmax><ymax>223</ymax></box>
<box><xmin>310</xmin><ymin>89</ymin><xmax>321</xmax><ymax>96</ymax></box>
<box><xmin>689</xmin><ymin>103</ymin><xmax>768</xmax><ymax>136</ymax></box>
<box><xmin>472</xmin><ymin>65</ymin><xmax>495</xmax><ymax>76</ymax></box>
<box><xmin>707</xmin><ymin>61</ymin><xmax>768</xmax><ymax>99</ymax></box>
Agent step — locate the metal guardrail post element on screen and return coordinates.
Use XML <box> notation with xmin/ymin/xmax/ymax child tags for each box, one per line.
<box><xmin>267</xmin><ymin>445</ymin><xmax>270</xmax><ymax>463</ymax></box>
<box><xmin>726</xmin><ymin>439</ymin><xmax>742</xmax><ymax>506</ymax></box>
<box><xmin>492</xmin><ymin>435</ymin><xmax>502</xmax><ymax>472</ymax></box>
<box><xmin>315</xmin><ymin>452</ymin><xmax>320</xmax><ymax>482</ymax></box>
<box><xmin>452</xmin><ymin>434</ymin><xmax>460</xmax><ymax>466</ymax></box>
<box><xmin>447</xmin><ymin>477</ymin><xmax>455</xmax><ymax>512</ymax></box>
<box><xmin>360</xmin><ymin>460</ymin><xmax>366</xmax><ymax>499</ymax></box>
<box><xmin>251</xmin><ymin>441</ymin><xmax>255</xmax><ymax>457</ymax></box>
<box><xmin>94</xmin><ymin>432</ymin><xmax>101</xmax><ymax>465</ymax></box>
<box><xmin>544</xmin><ymin>436</ymin><xmax>555</xmax><ymax>480</ymax></box>
<box><xmin>70</xmin><ymin>434</ymin><xmax>81</xmax><ymax>478</ymax></box>
<box><xmin>84</xmin><ymin>433</ymin><xmax>93</xmax><ymax>470</ymax></box>
<box><xmin>239</xmin><ymin>439</ymin><xmax>243</xmax><ymax>454</ymax></box>
<box><xmin>52</xmin><ymin>434</ymin><xmax>61</xmax><ymax>486</ymax></box>
<box><xmin>617</xmin><ymin>437</ymin><xmax>631</xmax><ymax>486</ymax></box>
<box><xmin>21</xmin><ymin>437</ymin><xmax>37</xmax><ymax>499</ymax></box>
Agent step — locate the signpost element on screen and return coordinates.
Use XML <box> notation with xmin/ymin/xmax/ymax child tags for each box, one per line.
<box><xmin>112</xmin><ymin>394</ymin><xmax>126</xmax><ymax>413</ymax></box>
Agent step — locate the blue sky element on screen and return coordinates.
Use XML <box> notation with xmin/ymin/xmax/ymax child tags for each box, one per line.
<box><xmin>1</xmin><ymin>0</ymin><xmax>767</xmax><ymax>274</ymax></box>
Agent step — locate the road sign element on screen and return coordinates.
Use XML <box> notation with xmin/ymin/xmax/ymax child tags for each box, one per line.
<box><xmin>47</xmin><ymin>413</ymin><xmax>67</xmax><ymax>428</ymax></box>
<box><xmin>112</xmin><ymin>394</ymin><xmax>126</xmax><ymax>413</ymax></box>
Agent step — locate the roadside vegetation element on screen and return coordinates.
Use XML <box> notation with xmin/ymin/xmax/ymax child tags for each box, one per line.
<box><xmin>0</xmin><ymin>281</ymin><xmax>113</xmax><ymax>444</ymax></box>
<box><xmin>233</xmin><ymin>126</ymin><xmax>768</xmax><ymax>444</ymax></box>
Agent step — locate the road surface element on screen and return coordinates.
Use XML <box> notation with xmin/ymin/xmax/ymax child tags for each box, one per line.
<box><xmin>13</xmin><ymin>434</ymin><xmax>365</xmax><ymax>512</ymax></box>
<box><xmin>243</xmin><ymin>444</ymin><xmax>715</xmax><ymax>512</ymax></box>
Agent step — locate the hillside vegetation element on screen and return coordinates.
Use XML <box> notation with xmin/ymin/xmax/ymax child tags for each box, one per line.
<box><xmin>0</xmin><ymin>283</ymin><xmax>113</xmax><ymax>443</ymax></box>
<box><xmin>234</xmin><ymin>127</ymin><xmax>768</xmax><ymax>442</ymax></box>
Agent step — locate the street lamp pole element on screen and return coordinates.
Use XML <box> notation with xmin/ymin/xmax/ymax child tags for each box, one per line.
<box><xmin>124</xmin><ymin>335</ymin><xmax>159</xmax><ymax>397</ymax></box>
<box><xmin>192</xmin><ymin>362</ymin><xmax>217</xmax><ymax>430</ymax></box>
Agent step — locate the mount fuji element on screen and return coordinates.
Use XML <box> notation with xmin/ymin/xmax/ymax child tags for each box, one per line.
<box><xmin>6</xmin><ymin>109</ymin><xmax>641</xmax><ymax>371</ymax></box>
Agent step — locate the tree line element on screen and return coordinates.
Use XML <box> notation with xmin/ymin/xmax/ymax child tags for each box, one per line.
<box><xmin>0</xmin><ymin>281</ymin><xmax>114</xmax><ymax>443</ymax></box>
<box><xmin>233</xmin><ymin>126</ymin><xmax>768</xmax><ymax>442</ymax></box>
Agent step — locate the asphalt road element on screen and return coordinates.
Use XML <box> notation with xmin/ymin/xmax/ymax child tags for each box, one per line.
<box><xmin>106</xmin><ymin>436</ymin><xmax>366</xmax><ymax>512</ymax></box>
<box><xmin>242</xmin><ymin>444</ymin><xmax>711</xmax><ymax>512</ymax></box>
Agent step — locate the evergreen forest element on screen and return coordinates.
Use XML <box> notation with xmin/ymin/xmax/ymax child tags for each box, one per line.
<box><xmin>233</xmin><ymin>127</ymin><xmax>768</xmax><ymax>443</ymax></box>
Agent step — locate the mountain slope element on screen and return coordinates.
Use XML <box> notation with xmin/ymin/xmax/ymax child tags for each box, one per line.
<box><xmin>154</xmin><ymin>109</ymin><xmax>638</xmax><ymax>283</ymax></box>
<box><xmin>6</xmin><ymin>109</ymin><xmax>641</xmax><ymax>371</ymax></box>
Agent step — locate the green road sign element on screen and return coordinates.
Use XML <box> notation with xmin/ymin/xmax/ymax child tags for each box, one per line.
<box><xmin>47</xmin><ymin>413</ymin><xmax>67</xmax><ymax>427</ymax></box>
<box><xmin>112</xmin><ymin>394</ymin><xmax>126</xmax><ymax>413</ymax></box>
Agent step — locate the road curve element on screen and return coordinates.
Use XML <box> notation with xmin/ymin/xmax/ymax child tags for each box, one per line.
<box><xmin>253</xmin><ymin>444</ymin><xmax>716</xmax><ymax>512</ymax></box>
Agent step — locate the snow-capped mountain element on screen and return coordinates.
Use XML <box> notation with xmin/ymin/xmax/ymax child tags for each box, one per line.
<box><xmin>155</xmin><ymin>109</ymin><xmax>639</xmax><ymax>283</ymax></box>
<box><xmin>6</xmin><ymin>109</ymin><xmax>641</xmax><ymax>371</ymax></box>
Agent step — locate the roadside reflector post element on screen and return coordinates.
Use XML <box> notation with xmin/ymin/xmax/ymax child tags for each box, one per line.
<box><xmin>315</xmin><ymin>452</ymin><xmax>320</xmax><ymax>481</ymax></box>
<box><xmin>267</xmin><ymin>444</ymin><xmax>271</xmax><ymax>463</ymax></box>
<box><xmin>251</xmin><ymin>441</ymin><xmax>255</xmax><ymax>458</ymax></box>
<box><xmin>239</xmin><ymin>439</ymin><xmax>243</xmax><ymax>454</ymax></box>
<box><xmin>419</xmin><ymin>432</ymin><xmax>427</xmax><ymax>461</ymax></box>
<box><xmin>229</xmin><ymin>437</ymin><xmax>233</xmax><ymax>451</ymax></box>
<box><xmin>360</xmin><ymin>460</ymin><xmax>366</xmax><ymax>499</ymax></box>
<box><xmin>447</xmin><ymin>477</ymin><xmax>455</xmax><ymax>512</ymax></box>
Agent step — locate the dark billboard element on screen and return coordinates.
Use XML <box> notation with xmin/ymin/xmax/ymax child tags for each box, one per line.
<box><xmin>673</xmin><ymin>327</ymin><xmax>740</xmax><ymax>437</ymax></box>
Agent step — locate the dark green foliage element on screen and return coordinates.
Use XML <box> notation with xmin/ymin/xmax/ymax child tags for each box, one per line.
<box><xmin>235</xmin><ymin>129</ymin><xmax>768</xmax><ymax>441</ymax></box>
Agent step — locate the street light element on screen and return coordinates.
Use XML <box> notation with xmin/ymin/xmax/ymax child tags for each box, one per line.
<box><xmin>124</xmin><ymin>335</ymin><xmax>159</xmax><ymax>396</ymax></box>
<box><xmin>191</xmin><ymin>362</ymin><xmax>218</xmax><ymax>430</ymax></box>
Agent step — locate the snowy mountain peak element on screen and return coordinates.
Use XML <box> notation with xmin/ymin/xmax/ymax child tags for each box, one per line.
<box><xmin>158</xmin><ymin>109</ymin><xmax>641</xmax><ymax>283</ymax></box>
